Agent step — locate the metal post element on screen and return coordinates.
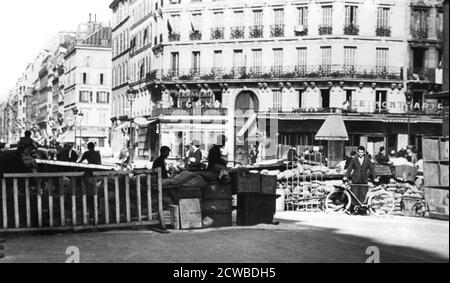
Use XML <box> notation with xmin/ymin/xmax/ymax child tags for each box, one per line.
<box><xmin>407</xmin><ymin>105</ymin><xmax>411</xmax><ymax>146</ymax></box>
<box><xmin>130</xmin><ymin>100</ymin><xmax>135</xmax><ymax>164</ymax></box>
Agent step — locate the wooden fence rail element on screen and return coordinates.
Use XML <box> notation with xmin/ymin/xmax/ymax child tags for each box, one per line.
<box><xmin>0</xmin><ymin>168</ymin><xmax>165</xmax><ymax>233</ymax></box>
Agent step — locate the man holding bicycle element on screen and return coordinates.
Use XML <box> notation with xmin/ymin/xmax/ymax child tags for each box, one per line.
<box><xmin>344</xmin><ymin>146</ymin><xmax>379</xmax><ymax>207</ymax></box>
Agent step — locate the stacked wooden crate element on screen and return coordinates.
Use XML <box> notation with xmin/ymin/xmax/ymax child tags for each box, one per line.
<box><xmin>202</xmin><ymin>183</ymin><xmax>233</xmax><ymax>228</ymax></box>
<box><xmin>423</xmin><ymin>136</ymin><xmax>449</xmax><ymax>220</ymax></box>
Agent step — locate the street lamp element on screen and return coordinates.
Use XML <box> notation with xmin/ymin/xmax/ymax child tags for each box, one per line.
<box><xmin>72</xmin><ymin>107</ymin><xmax>83</xmax><ymax>152</ymax></box>
<box><xmin>127</xmin><ymin>83</ymin><xmax>138</xmax><ymax>164</ymax></box>
<box><xmin>405</xmin><ymin>87</ymin><xmax>414</xmax><ymax>146</ymax></box>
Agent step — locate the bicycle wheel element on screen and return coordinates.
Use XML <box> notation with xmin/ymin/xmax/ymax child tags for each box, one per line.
<box><xmin>325</xmin><ymin>190</ymin><xmax>352</xmax><ymax>214</ymax></box>
<box><xmin>368</xmin><ymin>190</ymin><xmax>395</xmax><ymax>216</ymax></box>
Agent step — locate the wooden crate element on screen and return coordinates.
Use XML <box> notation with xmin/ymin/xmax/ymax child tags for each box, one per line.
<box><xmin>203</xmin><ymin>184</ymin><xmax>232</xmax><ymax>200</ymax></box>
<box><xmin>179</xmin><ymin>199</ymin><xmax>203</xmax><ymax>229</ymax></box>
<box><xmin>423</xmin><ymin>138</ymin><xmax>440</xmax><ymax>161</ymax></box>
<box><xmin>440</xmin><ymin>138</ymin><xmax>449</xmax><ymax>160</ymax></box>
<box><xmin>231</xmin><ymin>171</ymin><xmax>260</xmax><ymax>194</ymax></box>
<box><xmin>424</xmin><ymin>187</ymin><xmax>449</xmax><ymax>220</ymax></box>
<box><xmin>423</xmin><ymin>163</ymin><xmax>440</xmax><ymax>187</ymax></box>
<box><xmin>203</xmin><ymin>200</ymin><xmax>232</xmax><ymax>214</ymax></box>
<box><xmin>260</xmin><ymin>175</ymin><xmax>277</xmax><ymax>195</ymax></box>
<box><xmin>203</xmin><ymin>213</ymin><xmax>232</xmax><ymax>228</ymax></box>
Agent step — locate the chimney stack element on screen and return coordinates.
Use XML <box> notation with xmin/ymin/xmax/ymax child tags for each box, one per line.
<box><xmin>89</xmin><ymin>13</ymin><xmax>92</xmax><ymax>23</ymax></box>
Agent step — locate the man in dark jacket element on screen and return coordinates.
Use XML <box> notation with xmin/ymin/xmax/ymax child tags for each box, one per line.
<box><xmin>187</xmin><ymin>141</ymin><xmax>203</xmax><ymax>171</ymax></box>
<box><xmin>208</xmin><ymin>135</ymin><xmax>228</xmax><ymax>172</ymax></box>
<box><xmin>344</xmin><ymin>146</ymin><xmax>379</xmax><ymax>204</ymax></box>
<box><xmin>79</xmin><ymin>142</ymin><xmax>102</xmax><ymax>165</ymax></box>
<box><xmin>57</xmin><ymin>143</ymin><xmax>79</xmax><ymax>163</ymax></box>
<box><xmin>153</xmin><ymin>146</ymin><xmax>171</xmax><ymax>179</ymax></box>
<box><xmin>375</xmin><ymin>147</ymin><xmax>390</xmax><ymax>165</ymax></box>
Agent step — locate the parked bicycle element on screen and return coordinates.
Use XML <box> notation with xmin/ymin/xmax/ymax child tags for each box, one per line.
<box><xmin>324</xmin><ymin>181</ymin><xmax>395</xmax><ymax>216</ymax></box>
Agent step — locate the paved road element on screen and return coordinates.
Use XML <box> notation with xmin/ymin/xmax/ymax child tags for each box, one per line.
<box><xmin>0</xmin><ymin>213</ymin><xmax>448</xmax><ymax>263</ymax></box>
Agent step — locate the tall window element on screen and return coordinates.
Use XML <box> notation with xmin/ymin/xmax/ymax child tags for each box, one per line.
<box><xmin>100</xmin><ymin>73</ymin><xmax>104</xmax><ymax>85</ymax></box>
<box><xmin>253</xmin><ymin>10</ymin><xmax>263</xmax><ymax>26</ymax></box>
<box><xmin>297</xmin><ymin>7</ymin><xmax>308</xmax><ymax>27</ymax></box>
<box><xmin>345</xmin><ymin>5</ymin><xmax>358</xmax><ymax>26</ymax></box>
<box><xmin>213</xmin><ymin>11</ymin><xmax>224</xmax><ymax>27</ymax></box>
<box><xmin>192</xmin><ymin>51</ymin><xmax>201</xmax><ymax>75</ymax></box>
<box><xmin>412</xmin><ymin>8</ymin><xmax>429</xmax><ymax>38</ymax></box>
<box><xmin>296</xmin><ymin>47</ymin><xmax>307</xmax><ymax>73</ymax></box>
<box><xmin>97</xmin><ymin>92</ymin><xmax>110</xmax><ymax>103</ymax></box>
<box><xmin>82</xmin><ymin>73</ymin><xmax>88</xmax><ymax>84</ymax></box>
<box><xmin>321</xmin><ymin>46</ymin><xmax>332</xmax><ymax>74</ymax></box>
<box><xmin>344</xmin><ymin>47</ymin><xmax>356</xmax><ymax>71</ymax></box>
<box><xmin>233</xmin><ymin>50</ymin><xmax>244</xmax><ymax>71</ymax></box>
<box><xmin>213</xmin><ymin>50</ymin><xmax>223</xmax><ymax>74</ymax></box>
<box><xmin>252</xmin><ymin>49</ymin><xmax>263</xmax><ymax>74</ymax></box>
<box><xmin>376</xmin><ymin>48</ymin><xmax>389</xmax><ymax>73</ymax></box>
<box><xmin>273</xmin><ymin>48</ymin><xmax>283</xmax><ymax>75</ymax></box>
<box><xmin>377</xmin><ymin>7</ymin><xmax>390</xmax><ymax>28</ymax></box>
<box><xmin>274</xmin><ymin>9</ymin><xmax>284</xmax><ymax>25</ymax></box>
<box><xmin>322</xmin><ymin>6</ymin><xmax>333</xmax><ymax>26</ymax></box>
<box><xmin>171</xmin><ymin>52</ymin><xmax>179</xmax><ymax>76</ymax></box>
<box><xmin>191</xmin><ymin>13</ymin><xmax>202</xmax><ymax>31</ymax></box>
<box><xmin>273</xmin><ymin>90</ymin><xmax>282</xmax><ymax>111</ymax></box>
<box><xmin>234</xmin><ymin>11</ymin><xmax>244</xmax><ymax>27</ymax></box>
<box><xmin>79</xmin><ymin>91</ymin><xmax>90</xmax><ymax>103</ymax></box>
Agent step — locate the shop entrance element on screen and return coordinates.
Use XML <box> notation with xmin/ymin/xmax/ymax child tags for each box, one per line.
<box><xmin>235</xmin><ymin>91</ymin><xmax>260</xmax><ymax>165</ymax></box>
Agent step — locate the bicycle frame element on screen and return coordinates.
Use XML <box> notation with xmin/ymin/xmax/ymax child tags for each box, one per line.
<box><xmin>335</xmin><ymin>184</ymin><xmax>370</xmax><ymax>208</ymax></box>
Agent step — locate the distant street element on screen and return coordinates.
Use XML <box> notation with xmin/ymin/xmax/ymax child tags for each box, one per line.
<box><xmin>1</xmin><ymin>212</ymin><xmax>448</xmax><ymax>263</ymax></box>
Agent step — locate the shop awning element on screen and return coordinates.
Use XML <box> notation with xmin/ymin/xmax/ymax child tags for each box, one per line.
<box><xmin>115</xmin><ymin>122</ymin><xmax>130</xmax><ymax>131</ymax></box>
<box><xmin>315</xmin><ymin>115</ymin><xmax>349</xmax><ymax>141</ymax></box>
<box><xmin>237</xmin><ymin>113</ymin><xmax>257</xmax><ymax>138</ymax></box>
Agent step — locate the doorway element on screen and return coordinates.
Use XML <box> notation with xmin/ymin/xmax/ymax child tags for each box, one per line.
<box><xmin>235</xmin><ymin>91</ymin><xmax>260</xmax><ymax>165</ymax></box>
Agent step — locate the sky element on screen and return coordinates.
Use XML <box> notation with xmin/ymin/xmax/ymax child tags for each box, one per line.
<box><xmin>0</xmin><ymin>0</ymin><xmax>112</xmax><ymax>100</ymax></box>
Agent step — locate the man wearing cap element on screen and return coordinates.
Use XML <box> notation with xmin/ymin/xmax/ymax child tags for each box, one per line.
<box><xmin>153</xmin><ymin>146</ymin><xmax>171</xmax><ymax>179</ymax></box>
<box><xmin>187</xmin><ymin>141</ymin><xmax>203</xmax><ymax>171</ymax></box>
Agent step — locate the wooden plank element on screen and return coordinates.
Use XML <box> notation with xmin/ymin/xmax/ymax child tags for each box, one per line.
<box><xmin>158</xmin><ymin>168</ymin><xmax>166</xmax><ymax>230</ymax></box>
<box><xmin>94</xmin><ymin>178</ymin><xmax>99</xmax><ymax>226</ymax></box>
<box><xmin>72</xmin><ymin>178</ymin><xmax>77</xmax><ymax>226</ymax></box>
<box><xmin>37</xmin><ymin>179</ymin><xmax>42</xmax><ymax>228</ymax></box>
<box><xmin>2</xmin><ymin>179</ymin><xmax>8</xmax><ymax>229</ymax></box>
<box><xmin>58</xmin><ymin>178</ymin><xmax>65</xmax><ymax>227</ymax></box>
<box><xmin>104</xmin><ymin>177</ymin><xmax>109</xmax><ymax>225</ymax></box>
<box><xmin>13</xmin><ymin>179</ymin><xmax>19</xmax><ymax>229</ymax></box>
<box><xmin>136</xmin><ymin>175</ymin><xmax>142</xmax><ymax>223</ymax></box>
<box><xmin>25</xmin><ymin>178</ymin><xmax>31</xmax><ymax>228</ymax></box>
<box><xmin>92</xmin><ymin>171</ymin><xmax>134</xmax><ymax>177</ymax></box>
<box><xmin>3</xmin><ymin>172</ymin><xmax>86</xmax><ymax>179</ymax></box>
<box><xmin>48</xmin><ymin>179</ymin><xmax>54</xmax><ymax>228</ymax></box>
<box><xmin>147</xmin><ymin>174</ymin><xmax>152</xmax><ymax>221</ymax></box>
<box><xmin>82</xmin><ymin>179</ymin><xmax>88</xmax><ymax>226</ymax></box>
<box><xmin>115</xmin><ymin>176</ymin><xmax>120</xmax><ymax>224</ymax></box>
<box><xmin>125</xmin><ymin>175</ymin><xmax>131</xmax><ymax>223</ymax></box>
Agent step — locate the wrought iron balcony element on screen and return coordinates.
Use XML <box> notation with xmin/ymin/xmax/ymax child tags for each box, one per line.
<box><xmin>376</xmin><ymin>26</ymin><xmax>391</xmax><ymax>37</ymax></box>
<box><xmin>211</xmin><ymin>27</ymin><xmax>225</xmax><ymax>40</ymax></box>
<box><xmin>294</xmin><ymin>25</ymin><xmax>308</xmax><ymax>36</ymax></box>
<box><xmin>189</xmin><ymin>30</ymin><xmax>202</xmax><ymax>41</ymax></box>
<box><xmin>270</xmin><ymin>24</ymin><xmax>285</xmax><ymax>38</ymax></box>
<box><xmin>344</xmin><ymin>23</ymin><xmax>359</xmax><ymax>35</ymax></box>
<box><xmin>152</xmin><ymin>65</ymin><xmax>403</xmax><ymax>82</ymax></box>
<box><xmin>411</xmin><ymin>27</ymin><xmax>428</xmax><ymax>39</ymax></box>
<box><xmin>249</xmin><ymin>25</ymin><xmax>264</xmax><ymax>38</ymax></box>
<box><xmin>168</xmin><ymin>32</ymin><xmax>181</xmax><ymax>42</ymax></box>
<box><xmin>319</xmin><ymin>25</ymin><xmax>333</xmax><ymax>35</ymax></box>
<box><xmin>230</xmin><ymin>26</ymin><xmax>245</xmax><ymax>39</ymax></box>
<box><xmin>153</xmin><ymin>107</ymin><xmax>228</xmax><ymax>117</ymax></box>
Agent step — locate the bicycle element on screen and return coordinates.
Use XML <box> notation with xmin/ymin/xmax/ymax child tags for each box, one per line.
<box><xmin>324</xmin><ymin>181</ymin><xmax>395</xmax><ymax>216</ymax></box>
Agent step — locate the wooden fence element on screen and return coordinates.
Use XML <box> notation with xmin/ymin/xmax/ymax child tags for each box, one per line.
<box><xmin>0</xmin><ymin>169</ymin><xmax>165</xmax><ymax>233</ymax></box>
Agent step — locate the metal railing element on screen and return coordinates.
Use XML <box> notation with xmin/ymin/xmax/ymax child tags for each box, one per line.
<box><xmin>231</xmin><ymin>26</ymin><xmax>245</xmax><ymax>39</ymax></box>
<box><xmin>211</xmin><ymin>27</ymin><xmax>225</xmax><ymax>40</ymax></box>
<box><xmin>153</xmin><ymin>108</ymin><xmax>228</xmax><ymax>117</ymax></box>
<box><xmin>0</xmin><ymin>169</ymin><xmax>165</xmax><ymax>233</ymax></box>
<box><xmin>344</xmin><ymin>24</ymin><xmax>359</xmax><ymax>35</ymax></box>
<box><xmin>189</xmin><ymin>31</ymin><xmax>202</xmax><ymax>41</ymax></box>
<box><xmin>376</xmin><ymin>26</ymin><xmax>391</xmax><ymax>37</ymax></box>
<box><xmin>271</xmin><ymin>24</ymin><xmax>285</xmax><ymax>37</ymax></box>
<box><xmin>153</xmin><ymin>65</ymin><xmax>403</xmax><ymax>82</ymax></box>
<box><xmin>168</xmin><ymin>33</ymin><xmax>181</xmax><ymax>42</ymax></box>
<box><xmin>319</xmin><ymin>25</ymin><xmax>333</xmax><ymax>35</ymax></box>
<box><xmin>411</xmin><ymin>27</ymin><xmax>428</xmax><ymax>39</ymax></box>
<box><xmin>249</xmin><ymin>25</ymin><xmax>264</xmax><ymax>38</ymax></box>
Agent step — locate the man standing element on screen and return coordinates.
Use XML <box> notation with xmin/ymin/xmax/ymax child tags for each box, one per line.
<box><xmin>79</xmin><ymin>142</ymin><xmax>102</xmax><ymax>165</ymax></box>
<box><xmin>375</xmin><ymin>147</ymin><xmax>390</xmax><ymax>165</ymax></box>
<box><xmin>406</xmin><ymin>146</ymin><xmax>418</xmax><ymax>165</ymax></box>
<box><xmin>208</xmin><ymin>135</ymin><xmax>228</xmax><ymax>172</ymax></box>
<box><xmin>153</xmin><ymin>146</ymin><xmax>171</xmax><ymax>179</ymax></box>
<box><xmin>344</xmin><ymin>146</ymin><xmax>379</xmax><ymax>205</ymax></box>
<box><xmin>187</xmin><ymin>141</ymin><xmax>203</xmax><ymax>171</ymax></box>
<box><xmin>57</xmin><ymin>143</ymin><xmax>79</xmax><ymax>163</ymax></box>
<box><xmin>17</xmin><ymin>130</ymin><xmax>39</xmax><ymax>173</ymax></box>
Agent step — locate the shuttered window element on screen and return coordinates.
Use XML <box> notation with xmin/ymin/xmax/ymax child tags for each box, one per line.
<box><xmin>322</xmin><ymin>6</ymin><xmax>333</xmax><ymax>26</ymax></box>
<box><xmin>253</xmin><ymin>10</ymin><xmax>263</xmax><ymax>26</ymax></box>
<box><xmin>213</xmin><ymin>12</ymin><xmax>224</xmax><ymax>28</ymax></box>
<box><xmin>344</xmin><ymin>46</ymin><xmax>356</xmax><ymax>71</ymax></box>
<box><xmin>321</xmin><ymin>46</ymin><xmax>332</xmax><ymax>73</ymax></box>
<box><xmin>377</xmin><ymin>7</ymin><xmax>390</xmax><ymax>28</ymax></box>
<box><xmin>376</xmin><ymin>48</ymin><xmax>389</xmax><ymax>72</ymax></box>
<box><xmin>274</xmin><ymin>9</ymin><xmax>285</xmax><ymax>25</ymax></box>
<box><xmin>252</xmin><ymin>49</ymin><xmax>262</xmax><ymax>73</ymax></box>
<box><xmin>297</xmin><ymin>7</ymin><xmax>308</xmax><ymax>26</ymax></box>
<box><xmin>296</xmin><ymin>47</ymin><xmax>307</xmax><ymax>72</ymax></box>
<box><xmin>345</xmin><ymin>5</ymin><xmax>358</xmax><ymax>26</ymax></box>
<box><xmin>273</xmin><ymin>48</ymin><xmax>283</xmax><ymax>75</ymax></box>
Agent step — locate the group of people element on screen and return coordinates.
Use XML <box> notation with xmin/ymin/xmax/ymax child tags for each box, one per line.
<box><xmin>287</xmin><ymin>146</ymin><xmax>326</xmax><ymax>164</ymax></box>
<box><xmin>152</xmin><ymin>135</ymin><xmax>229</xmax><ymax>179</ymax></box>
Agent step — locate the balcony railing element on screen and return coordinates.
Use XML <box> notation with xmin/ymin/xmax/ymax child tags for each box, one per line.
<box><xmin>319</xmin><ymin>25</ymin><xmax>333</xmax><ymax>35</ymax></box>
<box><xmin>249</xmin><ymin>25</ymin><xmax>264</xmax><ymax>38</ymax></box>
<box><xmin>211</xmin><ymin>27</ymin><xmax>225</xmax><ymax>40</ymax></box>
<box><xmin>376</xmin><ymin>26</ymin><xmax>391</xmax><ymax>37</ymax></box>
<box><xmin>294</xmin><ymin>25</ymin><xmax>308</xmax><ymax>36</ymax></box>
<box><xmin>168</xmin><ymin>32</ymin><xmax>181</xmax><ymax>42</ymax></box>
<box><xmin>153</xmin><ymin>108</ymin><xmax>228</xmax><ymax>117</ymax></box>
<box><xmin>230</xmin><ymin>26</ymin><xmax>245</xmax><ymax>39</ymax></box>
<box><xmin>152</xmin><ymin>65</ymin><xmax>403</xmax><ymax>82</ymax></box>
<box><xmin>189</xmin><ymin>30</ymin><xmax>202</xmax><ymax>41</ymax></box>
<box><xmin>270</xmin><ymin>24</ymin><xmax>285</xmax><ymax>37</ymax></box>
<box><xmin>344</xmin><ymin>23</ymin><xmax>359</xmax><ymax>35</ymax></box>
<box><xmin>411</xmin><ymin>27</ymin><xmax>428</xmax><ymax>39</ymax></box>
